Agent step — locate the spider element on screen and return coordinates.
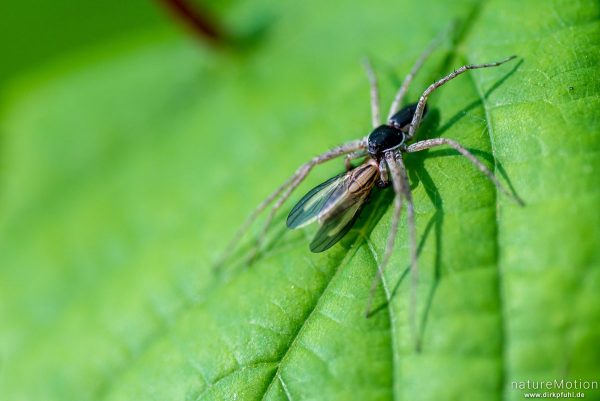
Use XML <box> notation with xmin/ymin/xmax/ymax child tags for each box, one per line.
<box><xmin>216</xmin><ymin>33</ymin><xmax>521</xmax><ymax>325</ymax></box>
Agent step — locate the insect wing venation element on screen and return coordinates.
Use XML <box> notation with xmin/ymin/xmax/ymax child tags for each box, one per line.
<box><xmin>287</xmin><ymin>161</ymin><xmax>378</xmax><ymax>230</ymax></box>
<box><xmin>286</xmin><ymin>172</ymin><xmax>346</xmax><ymax>229</ymax></box>
<box><xmin>317</xmin><ymin>162</ymin><xmax>378</xmax><ymax>224</ymax></box>
<box><xmin>287</xmin><ymin>161</ymin><xmax>379</xmax><ymax>252</ymax></box>
<box><xmin>309</xmin><ymin>202</ymin><xmax>364</xmax><ymax>252</ymax></box>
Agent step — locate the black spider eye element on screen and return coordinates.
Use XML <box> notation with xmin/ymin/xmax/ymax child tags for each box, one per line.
<box><xmin>389</xmin><ymin>103</ymin><xmax>428</xmax><ymax>131</ymax></box>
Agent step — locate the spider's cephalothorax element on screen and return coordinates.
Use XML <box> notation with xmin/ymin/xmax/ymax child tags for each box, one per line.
<box><xmin>216</xmin><ymin>27</ymin><xmax>520</xmax><ymax>328</ymax></box>
<box><xmin>367</xmin><ymin>125</ymin><xmax>405</xmax><ymax>158</ymax></box>
<box><xmin>367</xmin><ymin>103</ymin><xmax>429</xmax><ymax>158</ymax></box>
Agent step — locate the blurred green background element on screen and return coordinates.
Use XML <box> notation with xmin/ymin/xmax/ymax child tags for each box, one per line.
<box><xmin>1</xmin><ymin>0</ymin><xmax>599</xmax><ymax>400</ymax></box>
<box><xmin>0</xmin><ymin>0</ymin><xmax>163</xmax><ymax>87</ymax></box>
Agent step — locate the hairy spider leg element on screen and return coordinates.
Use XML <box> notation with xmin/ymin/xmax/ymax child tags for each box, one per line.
<box><xmin>344</xmin><ymin>149</ymin><xmax>369</xmax><ymax>171</ymax></box>
<box><xmin>365</xmin><ymin>151</ymin><xmax>404</xmax><ymax>317</ymax></box>
<box><xmin>395</xmin><ymin>151</ymin><xmax>419</xmax><ymax>347</ymax></box>
<box><xmin>216</xmin><ymin>139</ymin><xmax>367</xmax><ymax>268</ymax></box>
<box><xmin>387</xmin><ymin>27</ymin><xmax>448</xmax><ymax>120</ymax></box>
<box><xmin>365</xmin><ymin>151</ymin><xmax>419</xmax><ymax>347</ymax></box>
<box><xmin>407</xmin><ymin>56</ymin><xmax>517</xmax><ymax>140</ymax></box>
<box><xmin>363</xmin><ymin>58</ymin><xmax>381</xmax><ymax>128</ymax></box>
<box><xmin>378</xmin><ymin>159</ymin><xmax>390</xmax><ymax>186</ymax></box>
<box><xmin>406</xmin><ymin>138</ymin><xmax>524</xmax><ymax>205</ymax></box>
<box><xmin>247</xmin><ymin>139</ymin><xmax>368</xmax><ymax>262</ymax></box>
<box><xmin>214</xmin><ymin>172</ymin><xmax>299</xmax><ymax>269</ymax></box>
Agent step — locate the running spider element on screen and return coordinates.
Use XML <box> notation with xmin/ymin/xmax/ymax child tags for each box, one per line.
<box><xmin>216</xmin><ymin>34</ymin><xmax>521</xmax><ymax>323</ymax></box>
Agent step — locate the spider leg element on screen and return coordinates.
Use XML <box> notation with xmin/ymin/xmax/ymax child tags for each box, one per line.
<box><xmin>407</xmin><ymin>56</ymin><xmax>517</xmax><ymax>140</ymax></box>
<box><xmin>365</xmin><ymin>151</ymin><xmax>403</xmax><ymax>317</ymax></box>
<box><xmin>378</xmin><ymin>159</ymin><xmax>389</xmax><ymax>186</ymax></box>
<box><xmin>363</xmin><ymin>57</ymin><xmax>381</xmax><ymax>128</ymax></box>
<box><xmin>247</xmin><ymin>139</ymin><xmax>368</xmax><ymax>262</ymax></box>
<box><xmin>394</xmin><ymin>151</ymin><xmax>419</xmax><ymax>348</ymax></box>
<box><xmin>387</xmin><ymin>28</ymin><xmax>447</xmax><ymax>120</ymax></box>
<box><xmin>406</xmin><ymin>137</ymin><xmax>524</xmax><ymax>205</ymax></box>
<box><xmin>365</xmin><ymin>151</ymin><xmax>419</xmax><ymax>348</ymax></box>
<box><xmin>214</xmin><ymin>174</ymin><xmax>299</xmax><ymax>269</ymax></box>
<box><xmin>344</xmin><ymin>149</ymin><xmax>368</xmax><ymax>171</ymax></box>
<box><xmin>216</xmin><ymin>139</ymin><xmax>367</xmax><ymax>269</ymax></box>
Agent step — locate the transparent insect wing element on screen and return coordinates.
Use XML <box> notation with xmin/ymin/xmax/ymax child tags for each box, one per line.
<box><xmin>287</xmin><ymin>161</ymin><xmax>380</xmax><ymax>252</ymax></box>
<box><xmin>286</xmin><ymin>172</ymin><xmax>347</xmax><ymax>229</ymax></box>
<box><xmin>309</xmin><ymin>201</ymin><xmax>363</xmax><ymax>252</ymax></box>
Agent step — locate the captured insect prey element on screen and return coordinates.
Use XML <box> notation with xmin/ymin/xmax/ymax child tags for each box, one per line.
<box><xmin>285</xmin><ymin>102</ymin><xmax>430</xmax><ymax>254</ymax></box>
<box><xmin>286</xmin><ymin>158</ymin><xmax>380</xmax><ymax>253</ymax></box>
<box><xmin>216</xmin><ymin>28</ymin><xmax>522</xmax><ymax>323</ymax></box>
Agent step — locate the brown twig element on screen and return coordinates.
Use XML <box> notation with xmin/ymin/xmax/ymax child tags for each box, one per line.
<box><xmin>157</xmin><ymin>0</ymin><xmax>227</xmax><ymax>45</ymax></box>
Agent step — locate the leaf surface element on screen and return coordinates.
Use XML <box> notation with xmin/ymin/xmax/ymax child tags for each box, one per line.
<box><xmin>1</xmin><ymin>1</ymin><xmax>599</xmax><ymax>400</ymax></box>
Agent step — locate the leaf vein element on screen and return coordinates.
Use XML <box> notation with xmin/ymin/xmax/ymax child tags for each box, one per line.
<box><xmin>260</xmin><ymin>245</ymin><xmax>362</xmax><ymax>400</ymax></box>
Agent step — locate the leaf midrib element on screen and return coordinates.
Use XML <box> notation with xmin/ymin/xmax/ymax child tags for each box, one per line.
<box><xmin>260</xmin><ymin>244</ymin><xmax>362</xmax><ymax>400</ymax></box>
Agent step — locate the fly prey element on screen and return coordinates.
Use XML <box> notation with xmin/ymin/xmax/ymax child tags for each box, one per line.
<box><xmin>287</xmin><ymin>158</ymin><xmax>380</xmax><ymax>253</ymax></box>
<box><xmin>215</xmin><ymin>32</ymin><xmax>522</xmax><ymax>324</ymax></box>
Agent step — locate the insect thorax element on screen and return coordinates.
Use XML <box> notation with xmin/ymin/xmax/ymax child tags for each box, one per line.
<box><xmin>367</xmin><ymin>125</ymin><xmax>405</xmax><ymax>157</ymax></box>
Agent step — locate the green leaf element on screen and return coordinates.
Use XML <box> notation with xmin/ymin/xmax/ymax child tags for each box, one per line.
<box><xmin>1</xmin><ymin>1</ymin><xmax>599</xmax><ymax>400</ymax></box>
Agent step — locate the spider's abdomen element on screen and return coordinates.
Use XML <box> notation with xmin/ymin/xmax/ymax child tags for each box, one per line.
<box><xmin>367</xmin><ymin>125</ymin><xmax>405</xmax><ymax>158</ymax></box>
<box><xmin>389</xmin><ymin>103</ymin><xmax>428</xmax><ymax>131</ymax></box>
